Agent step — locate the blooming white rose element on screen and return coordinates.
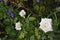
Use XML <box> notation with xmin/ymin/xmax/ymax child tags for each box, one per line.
<box><xmin>39</xmin><ymin>18</ymin><xmax>53</xmax><ymax>33</ymax></box>
<box><xmin>15</xmin><ymin>22</ymin><xmax>22</xmax><ymax>30</ymax></box>
<box><xmin>19</xmin><ymin>10</ymin><xmax>26</xmax><ymax>18</ymax></box>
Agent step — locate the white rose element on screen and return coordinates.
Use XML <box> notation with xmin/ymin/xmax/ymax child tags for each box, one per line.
<box><xmin>39</xmin><ymin>18</ymin><xmax>53</xmax><ymax>33</ymax></box>
<box><xmin>19</xmin><ymin>10</ymin><xmax>26</xmax><ymax>18</ymax></box>
<box><xmin>15</xmin><ymin>22</ymin><xmax>22</xmax><ymax>30</ymax></box>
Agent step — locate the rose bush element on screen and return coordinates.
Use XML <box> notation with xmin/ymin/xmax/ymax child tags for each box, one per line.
<box><xmin>0</xmin><ymin>0</ymin><xmax>60</xmax><ymax>40</ymax></box>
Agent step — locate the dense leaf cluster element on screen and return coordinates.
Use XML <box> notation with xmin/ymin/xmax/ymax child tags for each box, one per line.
<box><xmin>0</xmin><ymin>0</ymin><xmax>60</xmax><ymax>40</ymax></box>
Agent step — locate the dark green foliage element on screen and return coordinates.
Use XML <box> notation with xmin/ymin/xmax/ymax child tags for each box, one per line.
<box><xmin>0</xmin><ymin>0</ymin><xmax>60</xmax><ymax>40</ymax></box>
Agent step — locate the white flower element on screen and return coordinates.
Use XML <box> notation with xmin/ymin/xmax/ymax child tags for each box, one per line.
<box><xmin>15</xmin><ymin>22</ymin><xmax>22</xmax><ymax>30</ymax></box>
<box><xmin>19</xmin><ymin>10</ymin><xmax>26</xmax><ymax>18</ymax></box>
<box><xmin>39</xmin><ymin>18</ymin><xmax>53</xmax><ymax>33</ymax></box>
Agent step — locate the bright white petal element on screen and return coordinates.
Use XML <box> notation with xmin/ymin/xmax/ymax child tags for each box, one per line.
<box><xmin>15</xmin><ymin>21</ymin><xmax>22</xmax><ymax>30</ymax></box>
<box><xmin>15</xmin><ymin>27</ymin><xmax>21</xmax><ymax>30</ymax></box>
<box><xmin>39</xmin><ymin>18</ymin><xmax>53</xmax><ymax>33</ymax></box>
<box><xmin>19</xmin><ymin>10</ymin><xmax>26</xmax><ymax>18</ymax></box>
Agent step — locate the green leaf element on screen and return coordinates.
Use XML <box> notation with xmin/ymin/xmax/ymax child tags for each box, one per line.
<box><xmin>18</xmin><ymin>30</ymin><xmax>27</xmax><ymax>39</ymax></box>
<box><xmin>0</xmin><ymin>38</ymin><xmax>1</xmax><ymax>40</ymax></box>
<box><xmin>35</xmin><ymin>28</ymin><xmax>39</xmax><ymax>36</ymax></box>
<box><xmin>34</xmin><ymin>5</ymin><xmax>39</xmax><ymax>11</ymax></box>
<box><xmin>53</xmin><ymin>20</ymin><xmax>59</xmax><ymax>31</ymax></box>
<box><xmin>5</xmin><ymin>26</ymin><xmax>12</xmax><ymax>34</ymax></box>
<box><xmin>30</xmin><ymin>35</ymin><xmax>35</xmax><ymax>40</ymax></box>
<box><xmin>35</xmin><ymin>28</ymin><xmax>41</xmax><ymax>40</ymax></box>
<box><xmin>28</xmin><ymin>17</ymin><xmax>36</xmax><ymax>21</ymax></box>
